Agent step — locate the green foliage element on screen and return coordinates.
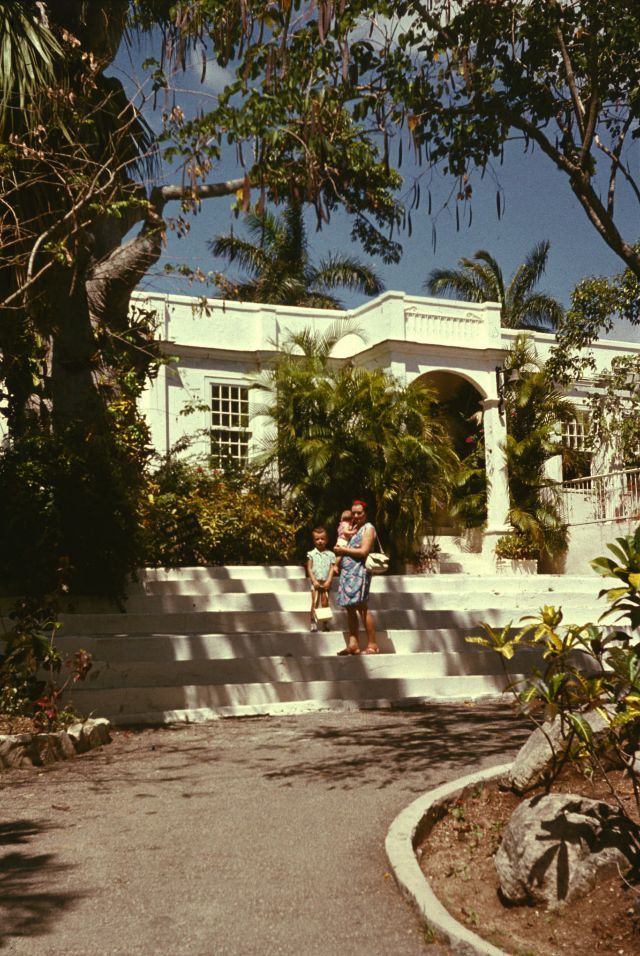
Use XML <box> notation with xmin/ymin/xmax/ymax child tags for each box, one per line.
<box><xmin>0</xmin><ymin>596</ymin><xmax>92</xmax><ymax>726</ymax></box>
<box><xmin>501</xmin><ymin>336</ymin><xmax>573</xmax><ymax>558</ymax></box>
<box><xmin>391</xmin><ymin>0</ymin><xmax>640</xmax><ymax>278</ymax></box>
<box><xmin>0</xmin><ymin>423</ymin><xmax>147</xmax><ymax>598</ymax></box>
<box><xmin>210</xmin><ymin>200</ymin><xmax>384</xmax><ymax>308</ymax></box>
<box><xmin>258</xmin><ymin>325</ymin><xmax>458</xmax><ymax>565</ymax></box>
<box><xmin>425</xmin><ymin>243</ymin><xmax>563</xmax><ymax>331</ymax></box>
<box><xmin>469</xmin><ymin>529</ymin><xmax>640</xmax><ymax>819</ymax></box>
<box><xmin>591</xmin><ymin>528</ymin><xmax>640</xmax><ymax>629</ymax></box>
<box><xmin>448</xmin><ymin>437</ymin><xmax>487</xmax><ymax>530</ymax></box>
<box><xmin>0</xmin><ymin>598</ymin><xmax>61</xmax><ymax>715</ymax></box>
<box><xmin>494</xmin><ymin>533</ymin><xmax>539</xmax><ymax>561</ymax></box>
<box><xmin>141</xmin><ymin>455</ymin><xmax>298</xmax><ymax>566</ymax></box>
<box><xmin>0</xmin><ymin>305</ymin><xmax>158</xmax><ymax>599</ymax></box>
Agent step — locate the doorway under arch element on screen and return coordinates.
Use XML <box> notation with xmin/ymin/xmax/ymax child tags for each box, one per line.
<box><xmin>418</xmin><ymin>370</ymin><xmax>487</xmax><ymax>539</ymax></box>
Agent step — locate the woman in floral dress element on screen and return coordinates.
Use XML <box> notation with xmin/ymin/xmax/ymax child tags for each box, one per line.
<box><xmin>334</xmin><ymin>499</ymin><xmax>379</xmax><ymax>655</ymax></box>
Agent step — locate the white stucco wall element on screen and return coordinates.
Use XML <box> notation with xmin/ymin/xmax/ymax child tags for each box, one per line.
<box><xmin>132</xmin><ymin>289</ymin><xmax>640</xmax><ymax>569</ymax></box>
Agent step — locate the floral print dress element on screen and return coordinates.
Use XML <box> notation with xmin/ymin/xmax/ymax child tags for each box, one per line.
<box><xmin>337</xmin><ymin>522</ymin><xmax>374</xmax><ymax>607</ymax></box>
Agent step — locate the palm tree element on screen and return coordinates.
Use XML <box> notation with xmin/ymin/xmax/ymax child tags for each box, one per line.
<box><xmin>501</xmin><ymin>335</ymin><xmax>577</xmax><ymax>556</ymax></box>
<box><xmin>257</xmin><ymin>326</ymin><xmax>457</xmax><ymax>564</ymax></box>
<box><xmin>209</xmin><ymin>202</ymin><xmax>384</xmax><ymax>308</ymax></box>
<box><xmin>425</xmin><ymin>242</ymin><xmax>563</xmax><ymax>330</ymax></box>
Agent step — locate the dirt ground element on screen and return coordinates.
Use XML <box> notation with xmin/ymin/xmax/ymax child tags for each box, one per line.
<box><xmin>420</xmin><ymin>766</ymin><xmax>640</xmax><ymax>956</ymax></box>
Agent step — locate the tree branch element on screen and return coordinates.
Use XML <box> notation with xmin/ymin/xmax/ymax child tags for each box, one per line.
<box><xmin>555</xmin><ymin>26</ymin><xmax>586</xmax><ymax>140</ymax></box>
<box><xmin>493</xmin><ymin>99</ymin><xmax>640</xmax><ymax>279</ymax></box>
<box><xmin>596</xmin><ymin>115</ymin><xmax>640</xmax><ymax>216</ymax></box>
<box><xmin>151</xmin><ymin>179</ymin><xmax>245</xmax><ymax>213</ymax></box>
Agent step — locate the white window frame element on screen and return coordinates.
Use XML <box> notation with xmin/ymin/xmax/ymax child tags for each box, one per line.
<box><xmin>209</xmin><ymin>381</ymin><xmax>251</xmax><ymax>464</ymax></box>
<box><xmin>561</xmin><ymin>416</ymin><xmax>589</xmax><ymax>452</ymax></box>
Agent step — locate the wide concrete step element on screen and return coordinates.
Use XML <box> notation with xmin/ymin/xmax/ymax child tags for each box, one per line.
<box><xmin>134</xmin><ymin>566</ymin><xmax>598</xmax><ymax>587</ymax></box>
<box><xmin>63</xmin><ymin>673</ymin><xmax>519</xmax><ymax>723</ymax></box>
<box><xmin>91</xmin><ymin>572</ymin><xmax>601</xmax><ymax>601</ymax></box>
<box><xmin>72</xmin><ymin>648</ymin><xmax>540</xmax><ymax>692</ymax></box>
<box><xmin>44</xmin><ymin>564</ymin><xmax>607</xmax><ymax>724</ymax></box>
<box><xmin>57</xmin><ymin>602</ymin><xmax>605</xmax><ymax>636</ymax></box>
<box><xmin>53</xmin><ymin>627</ymin><xmax>539</xmax><ymax>660</ymax></box>
<box><xmin>107</xmin><ymin>589</ymin><xmax>603</xmax><ymax>614</ymax></box>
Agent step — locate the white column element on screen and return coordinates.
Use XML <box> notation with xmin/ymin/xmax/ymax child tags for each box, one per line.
<box><xmin>482</xmin><ymin>396</ymin><xmax>511</xmax><ymax>554</ymax></box>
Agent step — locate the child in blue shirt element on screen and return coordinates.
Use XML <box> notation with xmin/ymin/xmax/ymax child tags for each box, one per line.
<box><xmin>305</xmin><ymin>527</ymin><xmax>336</xmax><ymax>632</ymax></box>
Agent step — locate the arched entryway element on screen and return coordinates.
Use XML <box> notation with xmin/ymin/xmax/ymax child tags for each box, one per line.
<box><xmin>417</xmin><ymin>370</ymin><xmax>487</xmax><ymax>546</ymax></box>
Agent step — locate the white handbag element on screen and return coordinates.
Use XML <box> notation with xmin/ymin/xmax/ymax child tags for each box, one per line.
<box><xmin>314</xmin><ymin>606</ymin><xmax>333</xmax><ymax>621</ymax></box>
<box><xmin>365</xmin><ymin>534</ymin><xmax>389</xmax><ymax>575</ymax></box>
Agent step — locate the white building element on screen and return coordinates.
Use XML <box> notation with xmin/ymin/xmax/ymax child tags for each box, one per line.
<box><xmin>136</xmin><ymin>289</ymin><xmax>640</xmax><ymax>573</ymax></box>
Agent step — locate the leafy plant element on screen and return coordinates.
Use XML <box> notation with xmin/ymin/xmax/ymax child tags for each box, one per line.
<box><xmin>591</xmin><ymin>527</ymin><xmax>640</xmax><ymax>629</ymax></box>
<box><xmin>210</xmin><ymin>200</ymin><xmax>384</xmax><ymax>308</ymax></box>
<box><xmin>501</xmin><ymin>336</ymin><xmax>573</xmax><ymax>559</ymax></box>
<box><xmin>494</xmin><ymin>533</ymin><xmax>539</xmax><ymax>561</ymax></box>
<box><xmin>425</xmin><ymin>243</ymin><xmax>563</xmax><ymax>331</ymax></box>
<box><xmin>468</xmin><ymin>529</ymin><xmax>640</xmax><ymax>825</ymax></box>
<box><xmin>412</xmin><ymin>539</ymin><xmax>441</xmax><ymax>572</ymax></box>
<box><xmin>0</xmin><ymin>597</ymin><xmax>92</xmax><ymax>727</ymax></box>
<box><xmin>258</xmin><ymin>326</ymin><xmax>458</xmax><ymax>567</ymax></box>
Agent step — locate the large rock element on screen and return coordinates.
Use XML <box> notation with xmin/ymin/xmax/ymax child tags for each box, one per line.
<box><xmin>0</xmin><ymin>734</ymin><xmax>36</xmax><ymax>769</ymax></box>
<box><xmin>495</xmin><ymin>793</ymin><xmax>636</xmax><ymax>908</ymax></box>
<box><xmin>507</xmin><ymin>711</ymin><xmax>611</xmax><ymax>793</ymax></box>
<box><xmin>66</xmin><ymin>717</ymin><xmax>112</xmax><ymax>754</ymax></box>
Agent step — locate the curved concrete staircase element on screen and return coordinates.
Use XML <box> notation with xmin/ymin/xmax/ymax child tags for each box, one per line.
<box><xmin>54</xmin><ymin>567</ymin><xmax>603</xmax><ymax>724</ymax></box>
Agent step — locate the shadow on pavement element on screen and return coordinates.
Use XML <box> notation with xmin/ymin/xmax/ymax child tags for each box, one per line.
<box><xmin>259</xmin><ymin>702</ymin><xmax>530</xmax><ymax>789</ymax></box>
<box><xmin>0</xmin><ymin>821</ymin><xmax>82</xmax><ymax>949</ymax></box>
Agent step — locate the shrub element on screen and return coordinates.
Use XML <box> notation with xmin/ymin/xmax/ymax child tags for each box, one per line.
<box><xmin>0</xmin><ymin>597</ymin><xmax>91</xmax><ymax>727</ymax></box>
<box><xmin>0</xmin><ymin>422</ymin><xmax>147</xmax><ymax>599</ymax></box>
<box><xmin>141</xmin><ymin>455</ymin><xmax>298</xmax><ymax>566</ymax></box>
<box><xmin>494</xmin><ymin>532</ymin><xmax>540</xmax><ymax>561</ymax></box>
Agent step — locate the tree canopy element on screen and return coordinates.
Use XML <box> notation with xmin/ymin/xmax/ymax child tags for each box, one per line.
<box><xmin>385</xmin><ymin>0</ymin><xmax>640</xmax><ymax>280</ymax></box>
<box><xmin>0</xmin><ymin>0</ymin><xmax>402</xmax><ymax>595</ymax></box>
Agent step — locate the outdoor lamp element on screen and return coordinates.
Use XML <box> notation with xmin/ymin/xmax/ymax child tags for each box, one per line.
<box><xmin>495</xmin><ymin>365</ymin><xmax>521</xmax><ymax>416</ymax></box>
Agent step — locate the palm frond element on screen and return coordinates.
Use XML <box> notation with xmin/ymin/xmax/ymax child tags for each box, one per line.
<box><xmin>208</xmin><ymin>235</ymin><xmax>268</xmax><ymax>276</ymax></box>
<box><xmin>470</xmin><ymin>250</ymin><xmax>505</xmax><ymax>299</ymax></box>
<box><xmin>313</xmin><ymin>255</ymin><xmax>384</xmax><ymax>297</ymax></box>
<box><xmin>424</xmin><ymin>267</ymin><xmax>487</xmax><ymax>301</ymax></box>
<box><xmin>508</xmin><ymin>240</ymin><xmax>552</xmax><ymax>306</ymax></box>
<box><xmin>0</xmin><ymin>2</ymin><xmax>63</xmax><ymax>133</ymax></box>
<box><xmin>512</xmin><ymin>292</ymin><xmax>564</xmax><ymax>331</ymax></box>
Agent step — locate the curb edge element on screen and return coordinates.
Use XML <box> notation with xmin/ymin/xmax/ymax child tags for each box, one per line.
<box><xmin>385</xmin><ymin>762</ymin><xmax>512</xmax><ymax>956</ymax></box>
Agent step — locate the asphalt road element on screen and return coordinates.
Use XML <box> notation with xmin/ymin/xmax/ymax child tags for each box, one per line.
<box><xmin>0</xmin><ymin>700</ymin><xmax>530</xmax><ymax>956</ymax></box>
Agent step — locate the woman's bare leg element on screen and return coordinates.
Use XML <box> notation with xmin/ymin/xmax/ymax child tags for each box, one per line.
<box><xmin>341</xmin><ymin>606</ymin><xmax>360</xmax><ymax>653</ymax></box>
<box><xmin>358</xmin><ymin>603</ymin><xmax>378</xmax><ymax>652</ymax></box>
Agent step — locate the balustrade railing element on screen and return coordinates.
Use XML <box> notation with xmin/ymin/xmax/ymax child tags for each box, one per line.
<box><xmin>555</xmin><ymin>468</ymin><xmax>640</xmax><ymax>525</ymax></box>
<box><xmin>404</xmin><ymin>306</ymin><xmax>486</xmax><ymax>345</ymax></box>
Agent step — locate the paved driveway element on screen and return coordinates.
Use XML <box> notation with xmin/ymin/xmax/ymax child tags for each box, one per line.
<box><xmin>0</xmin><ymin>701</ymin><xmax>529</xmax><ymax>956</ymax></box>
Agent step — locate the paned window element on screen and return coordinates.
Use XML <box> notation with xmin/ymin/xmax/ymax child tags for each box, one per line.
<box><xmin>210</xmin><ymin>384</ymin><xmax>250</xmax><ymax>463</ymax></box>
<box><xmin>561</xmin><ymin>414</ymin><xmax>591</xmax><ymax>481</ymax></box>
<box><xmin>561</xmin><ymin>417</ymin><xmax>588</xmax><ymax>451</ymax></box>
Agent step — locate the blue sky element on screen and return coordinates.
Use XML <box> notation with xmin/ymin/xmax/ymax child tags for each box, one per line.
<box><xmin>115</xmin><ymin>39</ymin><xmax>640</xmax><ymax>343</ymax></box>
